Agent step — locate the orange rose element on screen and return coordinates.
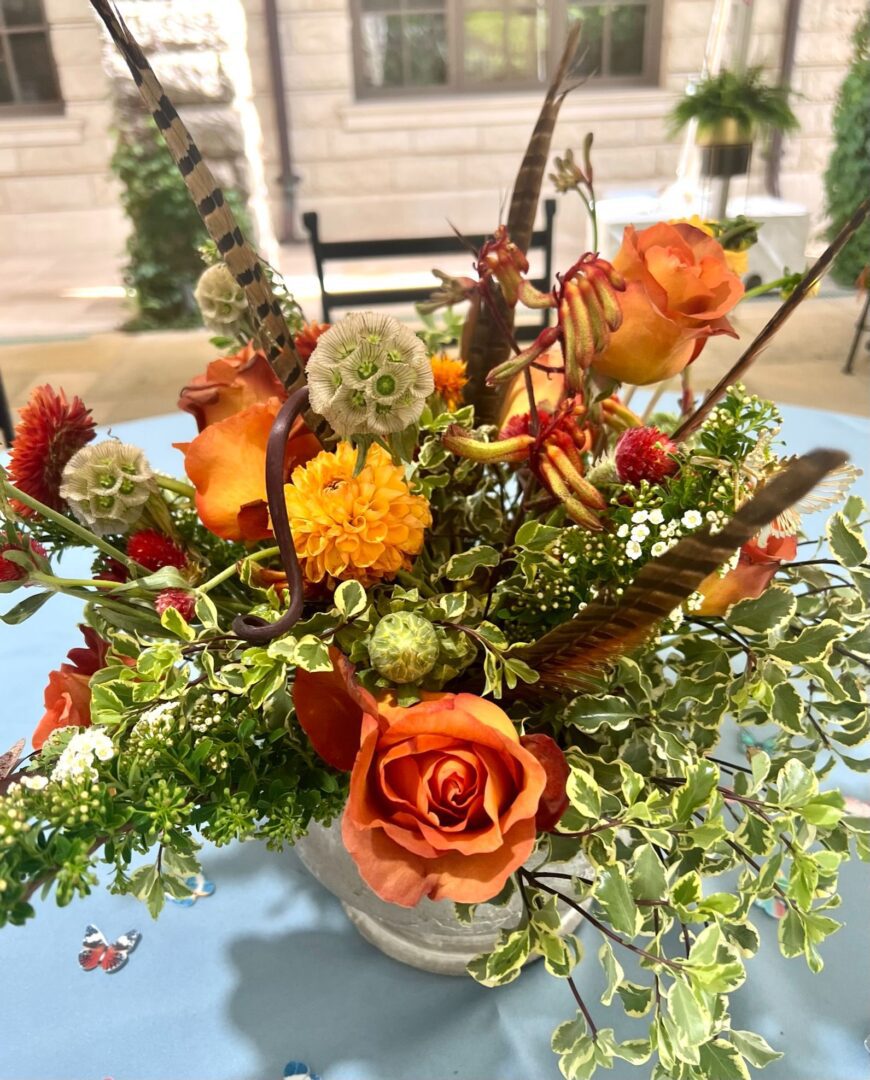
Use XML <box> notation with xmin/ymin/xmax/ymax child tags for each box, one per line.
<box><xmin>178</xmin><ymin>342</ymin><xmax>286</xmax><ymax>432</ymax></box>
<box><xmin>293</xmin><ymin>653</ymin><xmax>569</xmax><ymax>906</ymax></box>
<box><xmin>696</xmin><ymin>532</ymin><xmax>798</xmax><ymax>616</ymax></box>
<box><xmin>176</xmin><ymin>400</ymin><xmax>320</xmax><ymax>541</ymax></box>
<box><xmin>32</xmin><ymin>627</ymin><xmax>109</xmax><ymax>750</ymax></box>
<box><xmin>593</xmin><ymin>222</ymin><xmax>744</xmax><ymax>385</ymax></box>
<box><xmin>344</xmin><ymin>694</ymin><xmax>550</xmax><ymax>906</ymax></box>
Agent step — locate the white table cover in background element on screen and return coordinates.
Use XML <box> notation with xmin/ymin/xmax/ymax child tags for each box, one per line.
<box><xmin>1</xmin><ymin>403</ymin><xmax>868</xmax><ymax>1080</ymax></box>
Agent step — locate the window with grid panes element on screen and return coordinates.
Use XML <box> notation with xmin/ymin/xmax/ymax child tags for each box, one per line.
<box><xmin>351</xmin><ymin>0</ymin><xmax>661</xmax><ymax>98</ymax></box>
<box><xmin>0</xmin><ymin>0</ymin><xmax>62</xmax><ymax>113</ymax></box>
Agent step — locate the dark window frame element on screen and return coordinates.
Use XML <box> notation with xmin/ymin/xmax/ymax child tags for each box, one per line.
<box><xmin>0</xmin><ymin>0</ymin><xmax>64</xmax><ymax>116</ymax></box>
<box><xmin>350</xmin><ymin>0</ymin><xmax>663</xmax><ymax>100</ymax></box>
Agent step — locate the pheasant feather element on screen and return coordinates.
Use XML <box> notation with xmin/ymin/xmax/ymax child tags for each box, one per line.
<box><xmin>89</xmin><ymin>0</ymin><xmax>329</xmax><ymax>442</ymax></box>
<box><xmin>519</xmin><ymin>449</ymin><xmax>848</xmax><ymax>691</ymax></box>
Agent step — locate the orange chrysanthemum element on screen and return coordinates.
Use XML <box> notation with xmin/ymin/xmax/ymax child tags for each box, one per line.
<box><xmin>8</xmin><ymin>385</ymin><xmax>96</xmax><ymax>512</ymax></box>
<box><xmin>284</xmin><ymin>442</ymin><xmax>431</xmax><ymax>585</ymax></box>
<box><xmin>430</xmin><ymin>353</ymin><xmax>468</xmax><ymax>411</ymax></box>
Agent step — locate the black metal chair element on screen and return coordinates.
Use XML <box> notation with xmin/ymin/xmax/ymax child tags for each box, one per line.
<box><xmin>843</xmin><ymin>287</ymin><xmax>870</xmax><ymax>375</ymax></box>
<box><xmin>0</xmin><ymin>373</ymin><xmax>14</xmax><ymax>448</ymax></box>
<box><xmin>302</xmin><ymin>199</ymin><xmax>557</xmax><ymax>344</ymax></box>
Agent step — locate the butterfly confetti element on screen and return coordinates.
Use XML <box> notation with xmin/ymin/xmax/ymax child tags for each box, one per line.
<box><xmin>167</xmin><ymin>873</ymin><xmax>215</xmax><ymax>907</ymax></box>
<box><xmin>284</xmin><ymin>1062</ymin><xmax>321</xmax><ymax>1080</ymax></box>
<box><xmin>78</xmin><ymin>924</ymin><xmax>141</xmax><ymax>974</ymax></box>
<box><xmin>753</xmin><ymin>877</ymin><xmax>789</xmax><ymax>920</ymax></box>
<box><xmin>740</xmin><ymin>730</ymin><xmax>778</xmax><ymax>758</ymax></box>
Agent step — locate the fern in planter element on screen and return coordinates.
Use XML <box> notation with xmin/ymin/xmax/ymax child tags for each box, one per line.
<box><xmin>824</xmin><ymin>8</ymin><xmax>870</xmax><ymax>287</ymax></box>
<box><xmin>112</xmin><ymin>121</ymin><xmax>250</xmax><ymax>331</ymax></box>
<box><xmin>670</xmin><ymin>67</ymin><xmax>799</xmax><ymax>142</ymax></box>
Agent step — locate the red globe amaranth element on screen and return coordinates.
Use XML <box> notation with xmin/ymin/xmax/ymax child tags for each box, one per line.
<box><xmin>8</xmin><ymin>385</ymin><xmax>96</xmax><ymax>512</ymax></box>
<box><xmin>127</xmin><ymin>530</ymin><xmax>187</xmax><ymax>572</ymax></box>
<box><xmin>615</xmin><ymin>426</ymin><xmax>680</xmax><ymax>486</ymax></box>
<box><xmin>155</xmin><ymin>588</ymin><xmax>197</xmax><ymax>622</ymax></box>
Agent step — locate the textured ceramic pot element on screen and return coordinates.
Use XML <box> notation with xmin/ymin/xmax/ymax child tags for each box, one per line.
<box><xmin>296</xmin><ymin>817</ymin><xmax>589</xmax><ymax>976</ymax></box>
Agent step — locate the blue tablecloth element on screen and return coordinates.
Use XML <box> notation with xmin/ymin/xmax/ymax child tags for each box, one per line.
<box><xmin>1</xmin><ymin>403</ymin><xmax>869</xmax><ymax>1080</ymax></box>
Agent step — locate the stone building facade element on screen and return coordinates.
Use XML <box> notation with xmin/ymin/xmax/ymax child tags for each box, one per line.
<box><xmin>0</xmin><ymin>0</ymin><xmax>865</xmax><ymax>268</ymax></box>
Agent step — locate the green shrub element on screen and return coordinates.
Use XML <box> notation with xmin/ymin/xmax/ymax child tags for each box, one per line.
<box><xmin>824</xmin><ymin>9</ymin><xmax>870</xmax><ymax>287</ymax></box>
<box><xmin>112</xmin><ymin>120</ymin><xmax>249</xmax><ymax>331</ymax></box>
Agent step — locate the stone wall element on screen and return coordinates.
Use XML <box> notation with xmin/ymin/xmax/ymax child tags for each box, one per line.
<box><xmin>0</xmin><ymin>0</ymin><xmax>123</xmax><ymax>262</ymax></box>
<box><xmin>246</xmin><ymin>0</ymin><xmax>865</xmax><ymax>260</ymax></box>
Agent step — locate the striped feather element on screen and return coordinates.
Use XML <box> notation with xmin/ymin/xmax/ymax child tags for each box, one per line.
<box><xmin>518</xmin><ymin>449</ymin><xmax>848</xmax><ymax>691</ymax></box>
<box><xmin>89</xmin><ymin>0</ymin><xmax>329</xmax><ymax>442</ymax></box>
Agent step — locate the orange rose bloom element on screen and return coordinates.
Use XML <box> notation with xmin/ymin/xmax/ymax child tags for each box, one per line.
<box><xmin>177</xmin><ymin>400</ymin><xmax>320</xmax><ymax>541</ymax></box>
<box><xmin>178</xmin><ymin>343</ymin><xmax>286</xmax><ymax>432</ymax></box>
<box><xmin>32</xmin><ymin>627</ymin><xmax>108</xmax><ymax>750</ymax></box>
<box><xmin>343</xmin><ymin>694</ymin><xmax>548</xmax><ymax>907</ymax></box>
<box><xmin>592</xmin><ymin>222</ymin><xmax>744</xmax><ymax>386</ymax></box>
<box><xmin>696</xmin><ymin>532</ymin><xmax>798</xmax><ymax>616</ymax></box>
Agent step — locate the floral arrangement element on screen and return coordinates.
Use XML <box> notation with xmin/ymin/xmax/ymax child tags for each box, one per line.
<box><xmin>2</xmin><ymin>8</ymin><xmax>870</xmax><ymax>1078</ymax></box>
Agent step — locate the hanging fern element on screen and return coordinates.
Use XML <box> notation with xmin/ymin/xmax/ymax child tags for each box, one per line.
<box><xmin>669</xmin><ymin>66</ymin><xmax>799</xmax><ymax>137</ymax></box>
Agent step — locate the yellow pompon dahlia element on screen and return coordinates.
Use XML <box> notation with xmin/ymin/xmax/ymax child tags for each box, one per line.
<box><xmin>430</xmin><ymin>353</ymin><xmax>468</xmax><ymax>412</ymax></box>
<box><xmin>284</xmin><ymin>442</ymin><xmax>431</xmax><ymax>585</ymax></box>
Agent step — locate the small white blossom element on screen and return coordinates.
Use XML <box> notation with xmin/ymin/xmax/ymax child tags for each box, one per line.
<box><xmin>681</xmin><ymin>510</ymin><xmax>703</xmax><ymax>529</ymax></box>
<box><xmin>648</xmin><ymin>509</ymin><xmax>665</xmax><ymax>526</ymax></box>
<box><xmin>651</xmin><ymin>541</ymin><xmax>668</xmax><ymax>557</ymax></box>
<box><xmin>626</xmin><ymin>540</ymin><xmax>643</xmax><ymax>560</ymax></box>
<box><xmin>631</xmin><ymin>524</ymin><xmax>650</xmax><ymax>542</ymax></box>
<box><xmin>616</xmin><ymin>523</ymin><xmax>630</xmax><ymax>538</ymax></box>
<box><xmin>668</xmin><ymin>606</ymin><xmax>685</xmax><ymax>629</ymax></box>
<box><xmin>686</xmin><ymin>591</ymin><xmax>705</xmax><ymax>612</ymax></box>
<box><xmin>631</xmin><ymin>510</ymin><xmax>649</xmax><ymax>524</ymax></box>
<box><xmin>19</xmin><ymin>774</ymin><xmax>48</xmax><ymax>791</ymax></box>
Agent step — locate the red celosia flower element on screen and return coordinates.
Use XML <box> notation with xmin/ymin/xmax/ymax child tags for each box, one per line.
<box><xmin>8</xmin><ymin>386</ymin><xmax>96</xmax><ymax>512</ymax></box>
<box><xmin>294</xmin><ymin>321</ymin><xmax>330</xmax><ymax>364</ymax></box>
<box><xmin>127</xmin><ymin>530</ymin><xmax>187</xmax><ymax>572</ymax></box>
<box><xmin>615</xmin><ymin>426</ymin><xmax>680</xmax><ymax>486</ymax></box>
<box><xmin>0</xmin><ymin>538</ymin><xmax>46</xmax><ymax>582</ymax></box>
<box><xmin>155</xmin><ymin>588</ymin><xmax>196</xmax><ymax>622</ymax></box>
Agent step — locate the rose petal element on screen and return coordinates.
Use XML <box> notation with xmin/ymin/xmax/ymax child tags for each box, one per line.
<box><xmin>520</xmin><ymin>733</ymin><xmax>570</xmax><ymax>831</ymax></box>
<box><xmin>292</xmin><ymin>648</ymin><xmax>379</xmax><ymax>771</ymax></box>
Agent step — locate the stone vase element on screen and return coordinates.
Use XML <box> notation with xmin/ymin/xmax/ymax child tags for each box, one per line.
<box><xmin>295</xmin><ymin>818</ymin><xmax>589</xmax><ymax>976</ymax></box>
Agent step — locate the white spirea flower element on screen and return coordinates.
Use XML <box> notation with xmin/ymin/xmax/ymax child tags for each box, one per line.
<box><xmin>631</xmin><ymin>524</ymin><xmax>650</xmax><ymax>542</ymax></box>
<box><xmin>60</xmin><ymin>440</ymin><xmax>155</xmax><ymax>537</ymax></box>
<box><xmin>306</xmin><ymin>312</ymin><xmax>434</xmax><ymax>437</ymax></box>
<box><xmin>686</xmin><ymin>591</ymin><xmax>705</xmax><ymax>612</ymax></box>
<box><xmin>681</xmin><ymin>510</ymin><xmax>703</xmax><ymax>529</ymax></box>
<box><xmin>648</xmin><ymin>509</ymin><xmax>664</xmax><ymax>526</ymax></box>
<box><xmin>651</xmin><ymin>541</ymin><xmax>667</xmax><ymax>557</ymax></box>
<box><xmin>626</xmin><ymin>540</ymin><xmax>643</xmax><ymax>560</ymax></box>
<box><xmin>51</xmin><ymin>729</ymin><xmax>115</xmax><ymax>785</ymax></box>
<box><xmin>19</xmin><ymin>774</ymin><xmax>48</xmax><ymax>791</ymax></box>
<box><xmin>631</xmin><ymin>510</ymin><xmax>649</xmax><ymax>524</ymax></box>
<box><xmin>668</xmin><ymin>606</ymin><xmax>685</xmax><ymax>629</ymax></box>
<box><xmin>194</xmin><ymin>263</ymin><xmax>247</xmax><ymax>336</ymax></box>
<box><xmin>616</xmin><ymin>524</ymin><xmax>630</xmax><ymax>538</ymax></box>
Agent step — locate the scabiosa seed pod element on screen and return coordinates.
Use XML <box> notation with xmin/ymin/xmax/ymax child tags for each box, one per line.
<box><xmin>614</xmin><ymin>426</ymin><xmax>680</xmax><ymax>486</ymax></box>
<box><xmin>368</xmin><ymin>612</ymin><xmax>440</xmax><ymax>684</ymax></box>
<box><xmin>155</xmin><ymin>588</ymin><xmax>197</xmax><ymax>622</ymax></box>
<box><xmin>306</xmin><ymin>312</ymin><xmax>434</xmax><ymax>438</ymax></box>
<box><xmin>194</xmin><ymin>263</ymin><xmax>248</xmax><ymax>336</ymax></box>
<box><xmin>59</xmin><ymin>440</ymin><xmax>156</xmax><ymax>536</ymax></box>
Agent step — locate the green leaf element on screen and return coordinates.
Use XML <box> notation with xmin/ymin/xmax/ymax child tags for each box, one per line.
<box><xmin>334</xmin><ymin>580</ymin><xmax>367</xmax><ymax>619</ymax></box>
<box><xmin>466</xmin><ymin>927</ymin><xmax>531</xmax><ymax>987</ymax></box>
<box><xmin>613</xmin><ymin>1039</ymin><xmax>652</xmax><ymax>1065</ymax></box>
<box><xmin>771</xmin><ymin>682</ymin><xmax>805</xmax><ymax>734</ymax></box>
<box><xmin>616</xmin><ymin>981</ymin><xmax>654</xmax><ymax>1017</ymax></box>
<box><xmin>775</xmin><ymin>620</ymin><xmax>843</xmax><ymax>666</ymax></box>
<box><xmin>552</xmin><ymin>1014</ymin><xmax>590</xmax><ymax>1054</ymax></box>
<box><xmin>778</xmin><ymin>908</ymin><xmax>805</xmax><ymax>958</ymax></box>
<box><xmin>444</xmin><ymin>545</ymin><xmax>500</xmax><ymax>580</ymax></box>
<box><xmin>293</xmin><ymin>636</ymin><xmax>333</xmax><ymax>672</ymax></box>
<box><xmin>0</xmin><ymin>590</ymin><xmax>52</xmax><ymax>624</ymax></box>
<box><xmin>729</xmin><ymin>586</ymin><xmax>796</xmax><ymax>635</ymax></box>
<box><xmin>827</xmin><ymin>511</ymin><xmax>868</xmax><ymax>567</ymax></box>
<box><xmin>674</xmin><ymin>760</ymin><xmax>719</xmax><ymax>821</ymax></box>
<box><xmin>540</xmin><ymin>930</ymin><xmax>581</xmax><ymax>978</ymax></box>
<box><xmin>630</xmin><ymin>845</ymin><xmax>667</xmax><ymax>901</ymax></box>
<box><xmin>454</xmin><ymin>903</ymin><xmax>476</xmax><ymax>926</ymax></box>
<box><xmin>194</xmin><ymin>593</ymin><xmax>220</xmax><ymax>630</ymax></box>
<box><xmin>788</xmin><ymin>853</ymin><xmax>819</xmax><ymax>908</ymax></box>
<box><xmin>595</xmin><ymin>864</ymin><xmax>640</xmax><ymax>935</ymax></box>
<box><xmin>598</xmin><ymin>940</ymin><xmax>624</xmax><ymax>1006</ymax></box>
<box><xmin>563</xmin><ymin>696</ymin><xmax>636</xmax><ymax>732</ymax></box>
<box><xmin>730</xmin><ymin>1030</ymin><xmax>783</xmax><ymax>1068</ymax></box>
<box><xmin>697</xmin><ymin>1040</ymin><xmax>751</xmax><ymax>1080</ymax></box>
<box><xmin>516</xmin><ymin>521</ymin><xmax>562</xmax><ymax>550</ymax></box>
<box><xmin>776</xmin><ymin>758</ymin><xmax>817</xmax><ymax>808</ymax></box>
<box><xmin>668</xmin><ymin>980</ymin><xmax>714</xmax><ymax>1048</ymax></box>
<box><xmin>159</xmin><ymin>605</ymin><xmax>195</xmax><ymax>642</ymax></box>
<box><xmin>685</xmin><ymin>925</ymin><xmax>746</xmax><ymax>992</ymax></box>
<box><xmin>437</xmin><ymin>592</ymin><xmax>468</xmax><ymax>621</ymax></box>
<box><xmin>566</xmin><ymin>767</ymin><xmax>602</xmax><ymax>819</ymax></box>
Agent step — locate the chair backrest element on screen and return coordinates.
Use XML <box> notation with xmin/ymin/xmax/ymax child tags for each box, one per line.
<box><xmin>302</xmin><ymin>199</ymin><xmax>557</xmax><ymax>343</ymax></box>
